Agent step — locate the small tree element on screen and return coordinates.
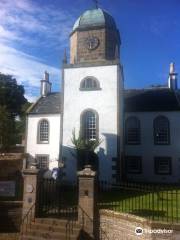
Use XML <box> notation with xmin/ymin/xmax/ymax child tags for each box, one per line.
<box><xmin>0</xmin><ymin>106</ymin><xmax>15</xmax><ymax>151</ymax></box>
<box><xmin>15</xmin><ymin>102</ymin><xmax>32</xmax><ymax>143</ymax></box>
<box><xmin>0</xmin><ymin>73</ymin><xmax>27</xmax><ymax>117</ymax></box>
<box><xmin>71</xmin><ymin>129</ymin><xmax>101</xmax><ymax>171</ymax></box>
<box><xmin>0</xmin><ymin>73</ymin><xmax>28</xmax><ymax>150</ymax></box>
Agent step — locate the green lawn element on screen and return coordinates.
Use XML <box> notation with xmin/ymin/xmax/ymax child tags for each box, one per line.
<box><xmin>98</xmin><ymin>188</ymin><xmax>180</xmax><ymax>223</ymax></box>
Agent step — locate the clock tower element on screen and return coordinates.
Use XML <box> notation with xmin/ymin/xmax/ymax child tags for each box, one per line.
<box><xmin>61</xmin><ymin>8</ymin><xmax>124</xmax><ymax>183</ymax></box>
<box><xmin>70</xmin><ymin>8</ymin><xmax>121</xmax><ymax>64</ymax></box>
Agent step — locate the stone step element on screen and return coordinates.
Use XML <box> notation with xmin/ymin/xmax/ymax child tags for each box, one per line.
<box><xmin>20</xmin><ymin>218</ymin><xmax>82</xmax><ymax>240</ymax></box>
<box><xmin>26</xmin><ymin>229</ymin><xmax>79</xmax><ymax>240</ymax></box>
<box><xmin>30</xmin><ymin>221</ymin><xmax>81</xmax><ymax>233</ymax></box>
<box><xmin>34</xmin><ymin>218</ymin><xmax>76</xmax><ymax>226</ymax></box>
<box><xmin>21</xmin><ymin>232</ymin><xmax>79</xmax><ymax>240</ymax></box>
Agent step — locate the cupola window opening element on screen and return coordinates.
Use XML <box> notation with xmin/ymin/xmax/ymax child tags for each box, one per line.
<box><xmin>80</xmin><ymin>77</ymin><xmax>100</xmax><ymax>91</ymax></box>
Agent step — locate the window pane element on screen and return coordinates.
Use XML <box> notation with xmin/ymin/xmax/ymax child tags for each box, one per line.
<box><xmin>86</xmin><ymin>78</ymin><xmax>92</xmax><ymax>88</ymax></box>
<box><xmin>126</xmin><ymin>156</ymin><xmax>142</xmax><ymax>174</ymax></box>
<box><xmin>39</xmin><ymin>120</ymin><xmax>49</xmax><ymax>142</ymax></box>
<box><xmin>80</xmin><ymin>78</ymin><xmax>99</xmax><ymax>90</ymax></box>
<box><xmin>83</xmin><ymin>111</ymin><xmax>97</xmax><ymax>140</ymax></box>
<box><xmin>126</xmin><ymin>117</ymin><xmax>140</xmax><ymax>144</ymax></box>
<box><xmin>154</xmin><ymin>157</ymin><xmax>171</xmax><ymax>175</ymax></box>
<box><xmin>37</xmin><ymin>155</ymin><xmax>49</xmax><ymax>169</ymax></box>
<box><xmin>154</xmin><ymin>117</ymin><xmax>169</xmax><ymax>144</ymax></box>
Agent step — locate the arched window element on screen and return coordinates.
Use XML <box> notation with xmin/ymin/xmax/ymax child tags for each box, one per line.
<box><xmin>81</xmin><ymin>110</ymin><xmax>98</xmax><ymax>141</ymax></box>
<box><xmin>80</xmin><ymin>77</ymin><xmax>100</xmax><ymax>91</ymax></box>
<box><xmin>125</xmin><ymin>117</ymin><xmax>140</xmax><ymax>144</ymax></box>
<box><xmin>154</xmin><ymin>116</ymin><xmax>170</xmax><ymax>145</ymax></box>
<box><xmin>38</xmin><ymin>119</ymin><xmax>49</xmax><ymax>143</ymax></box>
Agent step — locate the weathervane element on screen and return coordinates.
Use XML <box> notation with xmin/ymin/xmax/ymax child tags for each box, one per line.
<box><xmin>93</xmin><ymin>0</ymin><xmax>99</xmax><ymax>9</ymax></box>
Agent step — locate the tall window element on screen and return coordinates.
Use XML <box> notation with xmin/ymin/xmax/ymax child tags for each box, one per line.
<box><xmin>38</xmin><ymin>119</ymin><xmax>49</xmax><ymax>143</ymax></box>
<box><xmin>80</xmin><ymin>77</ymin><xmax>100</xmax><ymax>91</ymax></box>
<box><xmin>81</xmin><ymin>110</ymin><xmax>98</xmax><ymax>141</ymax></box>
<box><xmin>154</xmin><ymin>116</ymin><xmax>170</xmax><ymax>145</ymax></box>
<box><xmin>125</xmin><ymin>117</ymin><xmax>140</xmax><ymax>144</ymax></box>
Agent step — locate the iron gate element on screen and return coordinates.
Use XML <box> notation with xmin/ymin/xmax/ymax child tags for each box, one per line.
<box><xmin>37</xmin><ymin>178</ymin><xmax>78</xmax><ymax>219</ymax></box>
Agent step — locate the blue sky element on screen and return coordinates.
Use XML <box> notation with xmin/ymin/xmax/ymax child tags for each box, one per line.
<box><xmin>0</xmin><ymin>0</ymin><xmax>180</xmax><ymax>102</ymax></box>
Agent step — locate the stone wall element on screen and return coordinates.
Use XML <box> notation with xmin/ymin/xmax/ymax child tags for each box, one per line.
<box><xmin>70</xmin><ymin>27</ymin><xmax>119</xmax><ymax>64</ymax></box>
<box><xmin>0</xmin><ymin>153</ymin><xmax>24</xmax><ymax>200</ymax></box>
<box><xmin>0</xmin><ymin>154</ymin><xmax>23</xmax><ymax>235</ymax></box>
<box><xmin>0</xmin><ymin>154</ymin><xmax>23</xmax><ymax>177</ymax></box>
<box><xmin>0</xmin><ymin>233</ymin><xmax>19</xmax><ymax>240</ymax></box>
<box><xmin>0</xmin><ymin>201</ymin><xmax>22</xmax><ymax>233</ymax></box>
<box><xmin>100</xmin><ymin>210</ymin><xmax>180</xmax><ymax>240</ymax></box>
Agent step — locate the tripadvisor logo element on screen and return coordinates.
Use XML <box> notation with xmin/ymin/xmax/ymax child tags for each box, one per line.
<box><xmin>135</xmin><ymin>227</ymin><xmax>143</xmax><ymax>236</ymax></box>
<box><xmin>135</xmin><ymin>227</ymin><xmax>173</xmax><ymax>235</ymax></box>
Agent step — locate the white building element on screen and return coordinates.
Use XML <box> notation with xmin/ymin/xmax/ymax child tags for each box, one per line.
<box><xmin>26</xmin><ymin>7</ymin><xmax>180</xmax><ymax>184</ymax></box>
<box><xmin>124</xmin><ymin>64</ymin><xmax>180</xmax><ymax>183</ymax></box>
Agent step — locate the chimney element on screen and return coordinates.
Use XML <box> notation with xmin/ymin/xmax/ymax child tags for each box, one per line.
<box><xmin>40</xmin><ymin>71</ymin><xmax>52</xmax><ymax>97</ymax></box>
<box><xmin>168</xmin><ymin>62</ymin><xmax>178</xmax><ymax>90</ymax></box>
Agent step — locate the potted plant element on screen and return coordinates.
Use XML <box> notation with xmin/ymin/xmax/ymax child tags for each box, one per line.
<box><xmin>71</xmin><ymin>129</ymin><xmax>102</xmax><ymax>171</ymax></box>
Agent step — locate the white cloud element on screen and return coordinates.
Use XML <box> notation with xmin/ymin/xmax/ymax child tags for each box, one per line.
<box><xmin>0</xmin><ymin>0</ymin><xmax>74</xmax><ymax>47</ymax></box>
<box><xmin>24</xmin><ymin>94</ymin><xmax>38</xmax><ymax>103</ymax></box>
<box><xmin>0</xmin><ymin>43</ymin><xmax>60</xmax><ymax>101</ymax></box>
<box><xmin>0</xmin><ymin>0</ymin><xmax>76</xmax><ymax>100</ymax></box>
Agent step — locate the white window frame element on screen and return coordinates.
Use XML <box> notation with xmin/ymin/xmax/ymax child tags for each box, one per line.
<box><xmin>154</xmin><ymin>116</ymin><xmax>170</xmax><ymax>145</ymax></box>
<box><xmin>81</xmin><ymin>110</ymin><xmax>98</xmax><ymax>141</ymax></box>
<box><xmin>125</xmin><ymin>117</ymin><xmax>141</xmax><ymax>145</ymax></box>
<box><xmin>37</xmin><ymin>119</ymin><xmax>49</xmax><ymax>144</ymax></box>
<box><xmin>36</xmin><ymin>154</ymin><xmax>49</xmax><ymax>169</ymax></box>
<box><xmin>80</xmin><ymin>76</ymin><xmax>100</xmax><ymax>91</ymax></box>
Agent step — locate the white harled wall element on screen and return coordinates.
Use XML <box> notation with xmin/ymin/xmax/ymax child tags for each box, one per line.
<box><xmin>26</xmin><ymin>114</ymin><xmax>61</xmax><ymax>169</ymax></box>
<box><xmin>62</xmin><ymin>64</ymin><xmax>123</xmax><ymax>183</ymax></box>
<box><xmin>125</xmin><ymin>111</ymin><xmax>180</xmax><ymax>183</ymax></box>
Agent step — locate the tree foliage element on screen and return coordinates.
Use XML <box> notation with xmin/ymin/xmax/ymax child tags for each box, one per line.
<box><xmin>0</xmin><ymin>106</ymin><xmax>15</xmax><ymax>150</ymax></box>
<box><xmin>0</xmin><ymin>73</ymin><xmax>28</xmax><ymax>151</ymax></box>
<box><xmin>15</xmin><ymin>102</ymin><xmax>32</xmax><ymax>142</ymax></box>
<box><xmin>0</xmin><ymin>73</ymin><xmax>27</xmax><ymax>117</ymax></box>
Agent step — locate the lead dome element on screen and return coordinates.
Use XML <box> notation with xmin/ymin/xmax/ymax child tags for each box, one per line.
<box><xmin>73</xmin><ymin>8</ymin><xmax>117</xmax><ymax>31</ymax></box>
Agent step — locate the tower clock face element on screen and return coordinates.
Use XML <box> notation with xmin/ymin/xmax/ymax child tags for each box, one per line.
<box><xmin>84</xmin><ymin>36</ymin><xmax>99</xmax><ymax>50</ymax></box>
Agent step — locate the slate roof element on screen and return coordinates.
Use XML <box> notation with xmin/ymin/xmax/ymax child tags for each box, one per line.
<box><xmin>124</xmin><ymin>88</ymin><xmax>180</xmax><ymax>112</ymax></box>
<box><xmin>28</xmin><ymin>88</ymin><xmax>180</xmax><ymax>115</ymax></box>
<box><xmin>28</xmin><ymin>92</ymin><xmax>61</xmax><ymax>114</ymax></box>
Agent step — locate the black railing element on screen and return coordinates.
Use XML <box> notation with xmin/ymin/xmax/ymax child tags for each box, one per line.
<box><xmin>20</xmin><ymin>202</ymin><xmax>36</xmax><ymax>237</ymax></box>
<box><xmin>64</xmin><ymin>206</ymin><xmax>78</xmax><ymax>240</ymax></box>
<box><xmin>98</xmin><ymin>181</ymin><xmax>180</xmax><ymax>223</ymax></box>
<box><xmin>38</xmin><ymin>178</ymin><xmax>78</xmax><ymax>219</ymax></box>
<box><xmin>65</xmin><ymin>205</ymin><xmax>110</xmax><ymax>240</ymax></box>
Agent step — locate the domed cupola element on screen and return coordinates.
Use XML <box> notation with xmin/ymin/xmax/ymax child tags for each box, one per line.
<box><xmin>73</xmin><ymin>8</ymin><xmax>117</xmax><ymax>31</ymax></box>
<box><xmin>70</xmin><ymin>8</ymin><xmax>121</xmax><ymax>64</ymax></box>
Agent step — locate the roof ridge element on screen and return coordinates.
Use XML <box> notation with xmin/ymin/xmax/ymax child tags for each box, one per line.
<box><xmin>26</xmin><ymin>96</ymin><xmax>42</xmax><ymax>114</ymax></box>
